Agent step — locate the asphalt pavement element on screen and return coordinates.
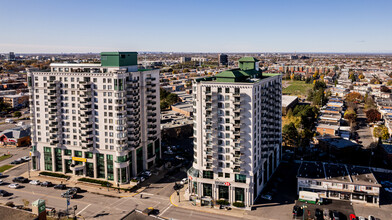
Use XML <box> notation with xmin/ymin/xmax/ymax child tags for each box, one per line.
<box><xmin>356</xmin><ymin>105</ymin><xmax>375</xmax><ymax>148</ymax></box>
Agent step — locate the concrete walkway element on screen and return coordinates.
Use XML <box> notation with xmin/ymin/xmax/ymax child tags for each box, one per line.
<box><xmin>168</xmin><ymin>185</ymin><xmax>265</xmax><ymax>220</ymax></box>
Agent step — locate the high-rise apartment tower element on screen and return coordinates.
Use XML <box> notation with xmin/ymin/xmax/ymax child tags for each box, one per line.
<box><xmin>27</xmin><ymin>52</ymin><xmax>160</xmax><ymax>184</ymax></box>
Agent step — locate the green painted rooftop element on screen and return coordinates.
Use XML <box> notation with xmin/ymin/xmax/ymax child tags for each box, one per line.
<box><xmin>238</xmin><ymin>57</ymin><xmax>259</xmax><ymax>62</ymax></box>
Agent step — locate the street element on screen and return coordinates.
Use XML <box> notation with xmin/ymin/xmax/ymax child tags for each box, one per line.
<box><xmin>356</xmin><ymin>105</ymin><xmax>374</xmax><ymax>148</ymax></box>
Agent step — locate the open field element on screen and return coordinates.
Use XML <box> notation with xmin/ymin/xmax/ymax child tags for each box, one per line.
<box><xmin>282</xmin><ymin>80</ymin><xmax>313</xmax><ymax>97</ymax></box>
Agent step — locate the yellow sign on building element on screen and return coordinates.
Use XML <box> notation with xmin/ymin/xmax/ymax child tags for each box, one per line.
<box><xmin>72</xmin><ymin>157</ymin><xmax>87</xmax><ymax>162</ymax></box>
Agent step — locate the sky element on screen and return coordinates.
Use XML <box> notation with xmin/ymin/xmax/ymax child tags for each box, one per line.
<box><xmin>1</xmin><ymin>0</ymin><xmax>392</xmax><ymax>53</ymax></box>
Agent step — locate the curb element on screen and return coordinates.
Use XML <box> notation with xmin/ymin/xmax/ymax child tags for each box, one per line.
<box><xmin>3</xmin><ymin>162</ymin><xmax>25</xmax><ymax>174</ymax></box>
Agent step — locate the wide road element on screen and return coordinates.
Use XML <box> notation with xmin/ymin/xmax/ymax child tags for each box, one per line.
<box><xmin>0</xmin><ymin>147</ymin><xmax>30</xmax><ymax>166</ymax></box>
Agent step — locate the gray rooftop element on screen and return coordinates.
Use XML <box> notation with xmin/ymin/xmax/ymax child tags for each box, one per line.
<box><xmin>297</xmin><ymin>161</ymin><xmax>381</xmax><ymax>187</ymax></box>
<box><xmin>282</xmin><ymin>95</ymin><xmax>298</xmax><ymax>107</ymax></box>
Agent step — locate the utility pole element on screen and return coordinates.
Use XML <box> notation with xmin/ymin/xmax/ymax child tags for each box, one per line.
<box><xmin>27</xmin><ymin>159</ymin><xmax>31</xmax><ymax>178</ymax></box>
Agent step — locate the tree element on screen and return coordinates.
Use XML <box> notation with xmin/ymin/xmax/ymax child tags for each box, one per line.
<box><xmin>373</xmin><ymin>125</ymin><xmax>389</xmax><ymax>140</ymax></box>
<box><xmin>380</xmin><ymin>86</ymin><xmax>391</xmax><ymax>93</ymax></box>
<box><xmin>312</xmin><ymin>89</ymin><xmax>325</xmax><ymax>106</ymax></box>
<box><xmin>344</xmin><ymin>108</ymin><xmax>357</xmax><ymax>128</ymax></box>
<box><xmin>160</xmin><ymin>101</ymin><xmax>169</xmax><ymax>110</ymax></box>
<box><xmin>366</xmin><ymin>109</ymin><xmax>381</xmax><ymax>123</ymax></box>
<box><xmin>313</xmin><ymin>81</ymin><xmax>326</xmax><ymax>91</ymax></box>
<box><xmin>349</xmin><ymin>73</ymin><xmax>356</xmax><ymax>82</ymax></box>
<box><xmin>345</xmin><ymin>92</ymin><xmax>364</xmax><ymax>104</ymax></box>
<box><xmin>358</xmin><ymin>74</ymin><xmax>365</xmax><ymax>79</ymax></box>
<box><xmin>370</xmin><ymin>78</ymin><xmax>381</xmax><ymax>84</ymax></box>
<box><xmin>13</xmin><ymin>111</ymin><xmax>22</xmax><ymax>118</ymax></box>
<box><xmin>387</xmin><ymin>80</ymin><xmax>392</xmax><ymax>86</ymax></box>
<box><xmin>282</xmin><ymin>122</ymin><xmax>298</xmax><ymax>147</ymax></box>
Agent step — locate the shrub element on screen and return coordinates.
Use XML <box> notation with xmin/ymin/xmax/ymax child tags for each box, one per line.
<box><xmin>6</xmin><ymin>201</ymin><xmax>14</xmax><ymax>207</ymax></box>
<box><xmin>39</xmin><ymin>171</ymin><xmax>70</xmax><ymax>179</ymax></box>
<box><xmin>233</xmin><ymin>202</ymin><xmax>245</xmax><ymax>207</ymax></box>
<box><xmin>130</xmin><ymin>179</ymin><xmax>139</xmax><ymax>182</ymax></box>
<box><xmin>78</xmin><ymin>178</ymin><xmax>112</xmax><ymax>187</ymax></box>
<box><xmin>216</xmin><ymin>200</ymin><xmax>230</xmax><ymax>205</ymax></box>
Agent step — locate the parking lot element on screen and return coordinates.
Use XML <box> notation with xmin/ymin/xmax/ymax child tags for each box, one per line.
<box><xmin>294</xmin><ymin>200</ymin><xmax>354</xmax><ymax>220</ymax></box>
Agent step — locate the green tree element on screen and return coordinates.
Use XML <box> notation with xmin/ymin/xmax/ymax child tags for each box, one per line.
<box><xmin>282</xmin><ymin>122</ymin><xmax>298</xmax><ymax>147</ymax></box>
<box><xmin>373</xmin><ymin>125</ymin><xmax>389</xmax><ymax>140</ymax></box>
<box><xmin>160</xmin><ymin>101</ymin><xmax>169</xmax><ymax>110</ymax></box>
<box><xmin>312</xmin><ymin>89</ymin><xmax>325</xmax><ymax>106</ymax></box>
<box><xmin>13</xmin><ymin>111</ymin><xmax>22</xmax><ymax>118</ymax></box>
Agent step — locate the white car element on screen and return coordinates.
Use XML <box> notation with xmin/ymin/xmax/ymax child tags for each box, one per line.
<box><xmin>8</xmin><ymin>183</ymin><xmax>20</xmax><ymax>189</ymax></box>
<box><xmin>357</xmin><ymin>217</ymin><xmax>365</xmax><ymax>220</ymax></box>
<box><xmin>180</xmin><ymin>178</ymin><xmax>188</xmax><ymax>185</ymax></box>
<box><xmin>0</xmin><ymin>180</ymin><xmax>3</xmax><ymax>185</ymax></box>
<box><xmin>21</xmin><ymin>156</ymin><xmax>31</xmax><ymax>161</ymax></box>
<box><xmin>29</xmin><ymin>180</ymin><xmax>40</xmax><ymax>185</ymax></box>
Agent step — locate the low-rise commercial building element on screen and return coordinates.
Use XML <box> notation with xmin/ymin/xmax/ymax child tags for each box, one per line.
<box><xmin>297</xmin><ymin>161</ymin><xmax>381</xmax><ymax>206</ymax></box>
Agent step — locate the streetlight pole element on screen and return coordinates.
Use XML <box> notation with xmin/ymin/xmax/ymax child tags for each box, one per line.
<box><xmin>27</xmin><ymin>159</ymin><xmax>30</xmax><ymax>178</ymax></box>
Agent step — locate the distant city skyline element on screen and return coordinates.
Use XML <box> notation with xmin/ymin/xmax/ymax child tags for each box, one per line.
<box><xmin>1</xmin><ymin>0</ymin><xmax>392</xmax><ymax>53</ymax></box>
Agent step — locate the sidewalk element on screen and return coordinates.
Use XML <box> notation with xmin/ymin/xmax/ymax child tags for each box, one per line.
<box><xmin>169</xmin><ymin>185</ymin><xmax>264</xmax><ymax>220</ymax></box>
<box><xmin>19</xmin><ymin>170</ymin><xmax>146</xmax><ymax>198</ymax></box>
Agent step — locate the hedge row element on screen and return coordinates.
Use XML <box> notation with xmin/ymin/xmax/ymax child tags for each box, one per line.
<box><xmin>215</xmin><ymin>200</ymin><xmax>230</xmax><ymax>205</ymax></box>
<box><xmin>78</xmin><ymin>178</ymin><xmax>112</xmax><ymax>187</ymax></box>
<box><xmin>233</xmin><ymin>202</ymin><xmax>245</xmax><ymax>207</ymax></box>
<box><xmin>39</xmin><ymin>171</ymin><xmax>70</xmax><ymax>179</ymax></box>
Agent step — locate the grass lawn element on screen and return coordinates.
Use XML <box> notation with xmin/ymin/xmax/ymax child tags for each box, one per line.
<box><xmin>0</xmin><ymin>154</ymin><xmax>12</xmax><ymax>162</ymax></box>
<box><xmin>0</xmin><ymin>164</ymin><xmax>14</xmax><ymax>172</ymax></box>
<box><xmin>282</xmin><ymin>80</ymin><xmax>313</xmax><ymax>97</ymax></box>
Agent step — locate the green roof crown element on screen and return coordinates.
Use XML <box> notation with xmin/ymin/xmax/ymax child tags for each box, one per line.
<box><xmin>101</xmin><ymin>52</ymin><xmax>138</xmax><ymax>67</ymax></box>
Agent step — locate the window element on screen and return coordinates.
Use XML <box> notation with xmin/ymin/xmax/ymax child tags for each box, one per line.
<box><xmin>85</xmin><ymin>152</ymin><xmax>93</xmax><ymax>159</ymax></box>
<box><xmin>225</xmin><ymin>173</ymin><xmax>230</xmax><ymax>178</ymax></box>
<box><xmin>218</xmin><ymin>88</ymin><xmax>222</xmax><ymax>93</ymax></box>
<box><xmin>366</xmin><ymin>186</ymin><xmax>372</xmax><ymax>190</ymax></box>
<box><xmin>235</xmin><ymin>174</ymin><xmax>246</xmax><ymax>183</ymax></box>
<box><xmin>203</xmin><ymin>183</ymin><xmax>212</xmax><ymax>197</ymax></box>
<box><xmin>74</xmin><ymin>151</ymin><xmax>82</xmax><ymax>157</ymax></box>
<box><xmin>225</xmin><ymin>88</ymin><xmax>230</xmax><ymax>93</ymax></box>
<box><xmin>203</xmin><ymin>171</ymin><xmax>213</xmax><ymax>179</ymax></box>
<box><xmin>218</xmin><ymin>172</ymin><xmax>223</xmax><ymax>177</ymax></box>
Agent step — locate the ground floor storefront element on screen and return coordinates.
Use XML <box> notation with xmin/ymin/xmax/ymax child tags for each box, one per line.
<box><xmin>30</xmin><ymin>139</ymin><xmax>161</xmax><ymax>184</ymax></box>
<box><xmin>187</xmin><ymin>178</ymin><xmax>252</xmax><ymax>209</ymax></box>
<box><xmin>299</xmin><ymin>187</ymin><xmax>379</xmax><ymax>205</ymax></box>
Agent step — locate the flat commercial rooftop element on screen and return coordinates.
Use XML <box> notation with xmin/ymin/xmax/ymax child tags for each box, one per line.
<box><xmin>297</xmin><ymin>161</ymin><xmax>381</xmax><ymax>187</ymax></box>
<box><xmin>282</xmin><ymin>95</ymin><xmax>298</xmax><ymax>107</ymax></box>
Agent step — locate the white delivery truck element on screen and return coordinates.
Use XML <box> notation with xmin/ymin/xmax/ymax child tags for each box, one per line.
<box><xmin>298</xmin><ymin>191</ymin><xmax>324</xmax><ymax>205</ymax></box>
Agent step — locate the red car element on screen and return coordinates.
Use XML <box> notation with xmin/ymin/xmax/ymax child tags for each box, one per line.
<box><xmin>349</xmin><ymin>214</ymin><xmax>356</xmax><ymax>220</ymax></box>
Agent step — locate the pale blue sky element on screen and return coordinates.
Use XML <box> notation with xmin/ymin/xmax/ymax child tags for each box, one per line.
<box><xmin>1</xmin><ymin>0</ymin><xmax>391</xmax><ymax>53</ymax></box>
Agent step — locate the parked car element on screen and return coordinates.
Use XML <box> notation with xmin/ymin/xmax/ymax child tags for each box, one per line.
<box><xmin>368</xmin><ymin>216</ymin><xmax>375</xmax><ymax>220</ymax></box>
<box><xmin>40</xmin><ymin>181</ymin><xmax>53</xmax><ymax>187</ymax></box>
<box><xmin>21</xmin><ymin>156</ymin><xmax>31</xmax><ymax>161</ymax></box>
<box><xmin>0</xmin><ymin>180</ymin><xmax>4</xmax><ymax>185</ymax></box>
<box><xmin>141</xmin><ymin>170</ymin><xmax>152</xmax><ymax>177</ymax></box>
<box><xmin>0</xmin><ymin>190</ymin><xmax>10</xmax><ymax>197</ymax></box>
<box><xmin>11</xmin><ymin>159</ymin><xmax>22</xmax><ymax>164</ymax></box>
<box><xmin>61</xmin><ymin>189</ymin><xmax>77</xmax><ymax>199</ymax></box>
<box><xmin>349</xmin><ymin>214</ymin><xmax>357</xmax><ymax>220</ymax></box>
<box><xmin>292</xmin><ymin>205</ymin><xmax>302</xmax><ymax>217</ymax></box>
<box><xmin>315</xmin><ymin>209</ymin><xmax>323</xmax><ymax>220</ymax></box>
<box><xmin>261</xmin><ymin>193</ymin><xmax>272</xmax><ymax>200</ymax></box>
<box><xmin>12</xmin><ymin>177</ymin><xmax>28</xmax><ymax>183</ymax></box>
<box><xmin>323</xmin><ymin>209</ymin><xmax>330</xmax><ymax>220</ymax></box>
<box><xmin>385</xmin><ymin>188</ymin><xmax>392</xmax><ymax>193</ymax></box>
<box><xmin>331</xmin><ymin>211</ymin><xmax>340</xmax><ymax>220</ymax></box>
<box><xmin>70</xmin><ymin>187</ymin><xmax>82</xmax><ymax>193</ymax></box>
<box><xmin>357</xmin><ymin>216</ymin><xmax>365</xmax><ymax>220</ymax></box>
<box><xmin>54</xmin><ymin>184</ymin><xmax>67</xmax><ymax>189</ymax></box>
<box><xmin>0</xmin><ymin>172</ymin><xmax>3</xmax><ymax>177</ymax></box>
<box><xmin>8</xmin><ymin>183</ymin><xmax>20</xmax><ymax>189</ymax></box>
<box><xmin>29</xmin><ymin>180</ymin><xmax>40</xmax><ymax>185</ymax></box>
<box><xmin>180</xmin><ymin>178</ymin><xmax>188</xmax><ymax>185</ymax></box>
<box><xmin>5</xmin><ymin>119</ymin><xmax>14</xmax><ymax>123</ymax></box>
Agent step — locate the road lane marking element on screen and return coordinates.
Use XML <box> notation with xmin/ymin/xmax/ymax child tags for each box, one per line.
<box><xmin>76</xmin><ymin>204</ymin><xmax>91</xmax><ymax>215</ymax></box>
<box><xmin>159</xmin><ymin>204</ymin><xmax>172</xmax><ymax>216</ymax></box>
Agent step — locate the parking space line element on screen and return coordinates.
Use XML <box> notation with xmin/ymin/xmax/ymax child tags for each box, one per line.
<box><xmin>160</xmin><ymin>204</ymin><xmax>172</xmax><ymax>216</ymax></box>
<box><xmin>76</xmin><ymin>204</ymin><xmax>91</xmax><ymax>215</ymax></box>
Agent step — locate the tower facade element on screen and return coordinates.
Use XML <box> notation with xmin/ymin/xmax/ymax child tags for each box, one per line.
<box><xmin>188</xmin><ymin>57</ymin><xmax>282</xmax><ymax>208</ymax></box>
<box><xmin>27</xmin><ymin>52</ymin><xmax>160</xmax><ymax>184</ymax></box>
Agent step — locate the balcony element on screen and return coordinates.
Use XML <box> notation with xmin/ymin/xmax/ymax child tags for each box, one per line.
<box><xmin>49</xmin><ymin>128</ymin><xmax>58</xmax><ymax>133</ymax></box>
<box><xmin>50</xmin><ymin>140</ymin><xmax>59</xmax><ymax>145</ymax></box>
